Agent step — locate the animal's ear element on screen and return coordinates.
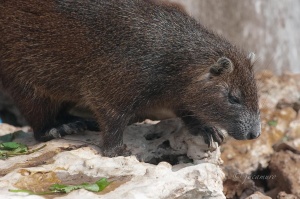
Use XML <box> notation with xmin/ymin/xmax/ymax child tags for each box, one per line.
<box><xmin>209</xmin><ymin>57</ymin><xmax>233</xmax><ymax>76</ymax></box>
<box><xmin>248</xmin><ymin>52</ymin><xmax>256</xmax><ymax>65</ymax></box>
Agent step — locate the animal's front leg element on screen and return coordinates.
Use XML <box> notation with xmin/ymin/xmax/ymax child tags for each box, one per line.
<box><xmin>180</xmin><ymin>113</ymin><xmax>225</xmax><ymax>147</ymax></box>
<box><xmin>95</xmin><ymin>109</ymin><xmax>132</xmax><ymax>157</ymax></box>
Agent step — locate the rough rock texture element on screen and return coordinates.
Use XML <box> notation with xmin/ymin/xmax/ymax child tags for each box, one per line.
<box><xmin>124</xmin><ymin>119</ymin><xmax>221</xmax><ymax>165</ymax></box>
<box><xmin>277</xmin><ymin>192</ymin><xmax>298</xmax><ymax>199</ymax></box>
<box><xmin>0</xmin><ymin>147</ymin><xmax>225</xmax><ymax>199</ymax></box>
<box><xmin>257</xmin><ymin>72</ymin><xmax>300</xmax><ymax>109</ymax></box>
<box><xmin>0</xmin><ymin>120</ymin><xmax>225</xmax><ymax>199</ymax></box>
<box><xmin>222</xmin><ymin>166</ymin><xmax>264</xmax><ymax>199</ymax></box>
<box><xmin>245</xmin><ymin>192</ymin><xmax>272</xmax><ymax>199</ymax></box>
<box><xmin>268</xmin><ymin>151</ymin><xmax>300</xmax><ymax>198</ymax></box>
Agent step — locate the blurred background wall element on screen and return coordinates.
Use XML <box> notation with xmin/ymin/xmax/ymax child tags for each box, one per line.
<box><xmin>167</xmin><ymin>0</ymin><xmax>300</xmax><ymax>74</ymax></box>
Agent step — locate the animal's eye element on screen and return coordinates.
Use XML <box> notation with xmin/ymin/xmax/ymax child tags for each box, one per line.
<box><xmin>228</xmin><ymin>93</ymin><xmax>241</xmax><ymax>104</ymax></box>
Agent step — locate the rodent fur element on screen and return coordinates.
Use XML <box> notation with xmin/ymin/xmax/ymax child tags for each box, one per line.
<box><xmin>0</xmin><ymin>0</ymin><xmax>261</xmax><ymax>155</ymax></box>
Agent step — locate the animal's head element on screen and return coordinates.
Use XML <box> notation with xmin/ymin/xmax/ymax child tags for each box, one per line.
<box><xmin>182</xmin><ymin>51</ymin><xmax>260</xmax><ymax>143</ymax></box>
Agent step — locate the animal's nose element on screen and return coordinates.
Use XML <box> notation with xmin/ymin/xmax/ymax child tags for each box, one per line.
<box><xmin>247</xmin><ymin>122</ymin><xmax>261</xmax><ymax>139</ymax></box>
<box><xmin>247</xmin><ymin>131</ymin><xmax>260</xmax><ymax>139</ymax></box>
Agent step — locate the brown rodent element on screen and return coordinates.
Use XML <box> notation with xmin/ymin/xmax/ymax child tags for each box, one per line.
<box><xmin>0</xmin><ymin>0</ymin><xmax>260</xmax><ymax>155</ymax></box>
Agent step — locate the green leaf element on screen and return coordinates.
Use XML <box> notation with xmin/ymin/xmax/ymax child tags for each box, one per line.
<box><xmin>82</xmin><ymin>183</ymin><xmax>99</xmax><ymax>192</ymax></box>
<box><xmin>10</xmin><ymin>178</ymin><xmax>110</xmax><ymax>195</ymax></box>
<box><xmin>49</xmin><ymin>184</ymin><xmax>70</xmax><ymax>193</ymax></box>
<box><xmin>268</xmin><ymin>120</ymin><xmax>278</xmax><ymax>127</ymax></box>
<box><xmin>0</xmin><ymin>142</ymin><xmax>45</xmax><ymax>159</ymax></box>
<box><xmin>0</xmin><ymin>142</ymin><xmax>28</xmax><ymax>155</ymax></box>
<box><xmin>49</xmin><ymin>178</ymin><xmax>110</xmax><ymax>193</ymax></box>
<box><xmin>13</xmin><ymin>145</ymin><xmax>28</xmax><ymax>153</ymax></box>
<box><xmin>0</xmin><ymin>142</ymin><xmax>21</xmax><ymax>150</ymax></box>
<box><xmin>96</xmin><ymin>178</ymin><xmax>110</xmax><ymax>191</ymax></box>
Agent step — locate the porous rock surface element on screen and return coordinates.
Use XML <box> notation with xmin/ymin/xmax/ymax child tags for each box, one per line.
<box><xmin>245</xmin><ymin>192</ymin><xmax>272</xmax><ymax>199</ymax></box>
<box><xmin>268</xmin><ymin>150</ymin><xmax>300</xmax><ymax>198</ymax></box>
<box><xmin>0</xmin><ymin>120</ymin><xmax>225</xmax><ymax>199</ymax></box>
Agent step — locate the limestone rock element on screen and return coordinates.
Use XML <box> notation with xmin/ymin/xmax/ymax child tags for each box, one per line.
<box><xmin>0</xmin><ymin>121</ymin><xmax>225</xmax><ymax>199</ymax></box>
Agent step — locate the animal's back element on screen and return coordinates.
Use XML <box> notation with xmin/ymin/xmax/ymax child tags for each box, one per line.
<box><xmin>0</xmin><ymin>0</ymin><xmax>199</xmax><ymax>99</ymax></box>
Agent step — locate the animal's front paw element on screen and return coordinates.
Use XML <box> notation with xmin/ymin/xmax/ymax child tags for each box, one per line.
<box><xmin>202</xmin><ymin>126</ymin><xmax>225</xmax><ymax>146</ymax></box>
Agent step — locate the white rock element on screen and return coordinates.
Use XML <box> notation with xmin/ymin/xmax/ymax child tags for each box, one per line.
<box><xmin>0</xmin><ymin>120</ymin><xmax>225</xmax><ymax>199</ymax></box>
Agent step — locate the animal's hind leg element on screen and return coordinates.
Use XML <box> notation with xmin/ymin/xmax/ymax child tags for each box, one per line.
<box><xmin>34</xmin><ymin>105</ymin><xmax>100</xmax><ymax>141</ymax></box>
<box><xmin>5</xmin><ymin>87</ymin><xmax>85</xmax><ymax>141</ymax></box>
<box><xmin>55</xmin><ymin>113</ymin><xmax>100</xmax><ymax>136</ymax></box>
<box><xmin>9</xmin><ymin>93</ymin><xmax>62</xmax><ymax>141</ymax></box>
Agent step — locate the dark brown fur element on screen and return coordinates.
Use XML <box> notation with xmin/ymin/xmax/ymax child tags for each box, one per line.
<box><xmin>0</xmin><ymin>0</ymin><xmax>260</xmax><ymax>155</ymax></box>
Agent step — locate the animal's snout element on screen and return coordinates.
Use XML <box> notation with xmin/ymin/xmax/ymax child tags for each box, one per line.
<box><xmin>247</xmin><ymin>121</ymin><xmax>261</xmax><ymax>140</ymax></box>
<box><xmin>247</xmin><ymin>131</ymin><xmax>260</xmax><ymax>139</ymax></box>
